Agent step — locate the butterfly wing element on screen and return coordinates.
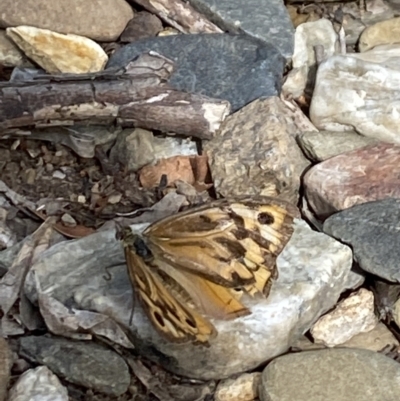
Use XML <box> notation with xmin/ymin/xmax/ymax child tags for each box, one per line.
<box><xmin>145</xmin><ymin>196</ymin><xmax>299</xmax><ymax>295</ymax></box>
<box><xmin>121</xmin><ymin>229</ymin><xmax>216</xmax><ymax>345</ymax></box>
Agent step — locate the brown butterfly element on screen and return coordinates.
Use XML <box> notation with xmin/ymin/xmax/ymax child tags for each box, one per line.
<box><xmin>117</xmin><ymin>196</ymin><xmax>299</xmax><ymax>346</ymax></box>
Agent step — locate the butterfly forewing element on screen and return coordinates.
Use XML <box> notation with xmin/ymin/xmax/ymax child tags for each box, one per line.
<box><xmin>145</xmin><ymin>197</ymin><xmax>299</xmax><ymax>294</ymax></box>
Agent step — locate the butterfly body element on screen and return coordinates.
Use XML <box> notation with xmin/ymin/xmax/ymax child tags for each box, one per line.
<box><xmin>118</xmin><ymin>196</ymin><xmax>299</xmax><ymax>346</ymax></box>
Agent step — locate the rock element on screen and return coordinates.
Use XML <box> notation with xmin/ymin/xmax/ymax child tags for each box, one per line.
<box><xmin>6</xmin><ymin>26</ymin><xmax>108</xmax><ymax>74</ymax></box>
<box><xmin>187</xmin><ymin>0</ymin><xmax>294</xmax><ymax>60</ymax></box>
<box><xmin>371</xmin><ymin>278</ymin><xmax>400</xmax><ymax>320</ymax></box>
<box><xmin>310</xmin><ymin>52</ymin><xmax>400</xmax><ymax>144</ymax></box>
<box><xmin>0</xmin><ymin>29</ymin><xmax>32</xmax><ymax>67</ymax></box>
<box><xmin>283</xmin><ymin>19</ymin><xmax>338</xmax><ymax>99</ymax></box>
<box><xmin>311</xmin><ymin>288</ymin><xmax>378</xmax><ymax>347</ymax></box>
<box><xmin>120</xmin><ymin>12</ymin><xmax>163</xmax><ymax>42</ymax></box>
<box><xmin>214</xmin><ymin>372</ymin><xmax>260</xmax><ymax>401</ymax></box>
<box><xmin>152</xmin><ymin>136</ymin><xmax>198</xmax><ymax>159</ymax></box>
<box><xmin>341</xmin><ymin>322</ymin><xmax>399</xmax><ymax>352</ymax></box>
<box><xmin>19</xmin><ymin>336</ymin><xmax>130</xmax><ymax>396</ymax></box>
<box><xmin>8</xmin><ymin>366</ymin><xmax>68</xmax><ymax>401</ymax></box>
<box><xmin>109</xmin><ymin>128</ymin><xmax>155</xmax><ymax>173</ymax></box>
<box><xmin>342</xmin><ymin>0</ymin><xmax>395</xmax><ymax>46</ymax></box>
<box><xmin>260</xmin><ymin>348</ymin><xmax>400</xmax><ymax>401</ymax></box>
<box><xmin>26</xmin><ymin>217</ymin><xmax>356</xmax><ymax>380</ymax></box>
<box><xmin>204</xmin><ymin>97</ymin><xmax>310</xmax><ymax>203</ymax></box>
<box><xmin>0</xmin><ymin>0</ymin><xmax>133</xmax><ymax>42</ymax></box>
<box><xmin>323</xmin><ymin>198</ymin><xmax>400</xmax><ymax>282</ymax></box>
<box><xmin>107</xmin><ymin>33</ymin><xmax>285</xmax><ymax>112</ymax></box>
<box><xmin>304</xmin><ymin>143</ymin><xmax>400</xmax><ymax>219</ymax></box>
<box><xmin>0</xmin><ymin>338</ymin><xmax>12</xmax><ymax>401</ymax></box>
<box><xmin>298</xmin><ymin>130</ymin><xmax>379</xmax><ymax>162</ymax></box>
<box><xmin>392</xmin><ymin>299</ymin><xmax>400</xmax><ymax>330</ymax></box>
<box><xmin>359</xmin><ymin>17</ymin><xmax>400</xmax><ymax>52</ymax></box>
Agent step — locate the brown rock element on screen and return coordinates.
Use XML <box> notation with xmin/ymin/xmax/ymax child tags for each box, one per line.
<box><xmin>120</xmin><ymin>12</ymin><xmax>163</xmax><ymax>42</ymax></box>
<box><xmin>139</xmin><ymin>155</ymin><xmax>208</xmax><ymax>188</ymax></box>
<box><xmin>0</xmin><ymin>0</ymin><xmax>133</xmax><ymax>42</ymax></box>
<box><xmin>0</xmin><ymin>29</ymin><xmax>33</xmax><ymax>67</ymax></box>
<box><xmin>204</xmin><ymin>97</ymin><xmax>310</xmax><ymax>203</ymax></box>
<box><xmin>304</xmin><ymin>143</ymin><xmax>400</xmax><ymax>219</ymax></box>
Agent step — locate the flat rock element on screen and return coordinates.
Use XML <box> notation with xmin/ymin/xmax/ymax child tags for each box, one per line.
<box><xmin>26</xmin><ymin>217</ymin><xmax>356</xmax><ymax>380</ymax></box>
<box><xmin>310</xmin><ymin>51</ymin><xmax>400</xmax><ymax>144</ymax></box>
<box><xmin>214</xmin><ymin>372</ymin><xmax>260</xmax><ymax>401</ymax></box>
<box><xmin>0</xmin><ymin>0</ymin><xmax>133</xmax><ymax>42</ymax></box>
<box><xmin>188</xmin><ymin>0</ymin><xmax>294</xmax><ymax>60</ymax></box>
<box><xmin>304</xmin><ymin>143</ymin><xmax>400</xmax><ymax>219</ymax></box>
<box><xmin>260</xmin><ymin>348</ymin><xmax>400</xmax><ymax>401</ymax></box>
<box><xmin>19</xmin><ymin>336</ymin><xmax>130</xmax><ymax>396</ymax></box>
<box><xmin>107</xmin><ymin>33</ymin><xmax>284</xmax><ymax>112</ymax></box>
<box><xmin>298</xmin><ymin>130</ymin><xmax>379</xmax><ymax>162</ymax></box>
<box><xmin>8</xmin><ymin>366</ymin><xmax>68</xmax><ymax>401</ymax></box>
<box><xmin>359</xmin><ymin>17</ymin><xmax>400</xmax><ymax>52</ymax></box>
<box><xmin>323</xmin><ymin>198</ymin><xmax>400</xmax><ymax>282</ymax></box>
<box><xmin>6</xmin><ymin>26</ymin><xmax>108</xmax><ymax>74</ymax></box>
<box><xmin>204</xmin><ymin>97</ymin><xmax>310</xmax><ymax>203</ymax></box>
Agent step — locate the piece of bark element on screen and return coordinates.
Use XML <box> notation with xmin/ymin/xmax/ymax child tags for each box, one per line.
<box><xmin>130</xmin><ymin>0</ymin><xmax>223</xmax><ymax>34</ymax></box>
<box><xmin>0</xmin><ymin>53</ymin><xmax>230</xmax><ymax>139</ymax></box>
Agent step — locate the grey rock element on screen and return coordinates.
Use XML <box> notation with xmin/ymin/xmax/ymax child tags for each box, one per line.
<box><xmin>260</xmin><ymin>348</ymin><xmax>400</xmax><ymax>401</ymax></box>
<box><xmin>298</xmin><ymin>130</ymin><xmax>379</xmax><ymax>162</ymax></box>
<box><xmin>107</xmin><ymin>33</ymin><xmax>284</xmax><ymax>112</ymax></box>
<box><xmin>19</xmin><ymin>336</ymin><xmax>130</xmax><ymax>396</ymax></box>
<box><xmin>323</xmin><ymin>198</ymin><xmax>400</xmax><ymax>282</ymax></box>
<box><xmin>0</xmin><ymin>338</ymin><xmax>12</xmax><ymax>401</ymax></box>
<box><xmin>27</xmin><ymin>218</ymin><xmax>356</xmax><ymax>380</ymax></box>
<box><xmin>188</xmin><ymin>0</ymin><xmax>294</xmax><ymax>60</ymax></box>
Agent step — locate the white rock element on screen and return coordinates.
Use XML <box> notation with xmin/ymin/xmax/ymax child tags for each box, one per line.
<box><xmin>215</xmin><ymin>372</ymin><xmax>261</xmax><ymax>401</ymax></box>
<box><xmin>310</xmin><ymin>50</ymin><xmax>400</xmax><ymax>144</ymax></box>
<box><xmin>8</xmin><ymin>366</ymin><xmax>68</xmax><ymax>401</ymax></box>
<box><xmin>26</xmin><ymin>218</ymin><xmax>357</xmax><ymax>380</ymax></box>
<box><xmin>6</xmin><ymin>26</ymin><xmax>108</xmax><ymax>74</ymax></box>
<box><xmin>311</xmin><ymin>288</ymin><xmax>378</xmax><ymax>347</ymax></box>
<box><xmin>283</xmin><ymin>19</ymin><xmax>338</xmax><ymax>98</ymax></box>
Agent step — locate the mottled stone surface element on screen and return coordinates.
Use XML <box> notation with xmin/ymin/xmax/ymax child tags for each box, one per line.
<box><xmin>6</xmin><ymin>26</ymin><xmax>108</xmax><ymax>74</ymax></box>
<box><xmin>323</xmin><ymin>198</ymin><xmax>400</xmax><ymax>282</ymax></box>
<box><xmin>310</xmin><ymin>53</ymin><xmax>400</xmax><ymax>144</ymax></box>
<box><xmin>260</xmin><ymin>348</ymin><xmax>400</xmax><ymax>401</ymax></box>
<box><xmin>120</xmin><ymin>11</ymin><xmax>163</xmax><ymax>42</ymax></box>
<box><xmin>0</xmin><ymin>0</ymin><xmax>133</xmax><ymax>41</ymax></box>
<box><xmin>26</xmin><ymin>218</ymin><xmax>355</xmax><ymax>380</ymax></box>
<box><xmin>188</xmin><ymin>0</ymin><xmax>294</xmax><ymax>60</ymax></box>
<box><xmin>298</xmin><ymin>130</ymin><xmax>379</xmax><ymax>162</ymax></box>
<box><xmin>359</xmin><ymin>17</ymin><xmax>400</xmax><ymax>52</ymax></box>
<box><xmin>214</xmin><ymin>372</ymin><xmax>260</xmax><ymax>401</ymax></box>
<box><xmin>107</xmin><ymin>34</ymin><xmax>284</xmax><ymax>112</ymax></box>
<box><xmin>311</xmin><ymin>289</ymin><xmax>378</xmax><ymax>347</ymax></box>
<box><xmin>20</xmin><ymin>336</ymin><xmax>130</xmax><ymax>396</ymax></box>
<box><xmin>304</xmin><ymin>143</ymin><xmax>400</xmax><ymax>218</ymax></box>
<box><xmin>8</xmin><ymin>366</ymin><xmax>68</xmax><ymax>401</ymax></box>
<box><xmin>204</xmin><ymin>97</ymin><xmax>310</xmax><ymax>203</ymax></box>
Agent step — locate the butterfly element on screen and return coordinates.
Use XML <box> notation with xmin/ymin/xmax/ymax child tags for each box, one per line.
<box><xmin>117</xmin><ymin>196</ymin><xmax>299</xmax><ymax>346</ymax></box>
